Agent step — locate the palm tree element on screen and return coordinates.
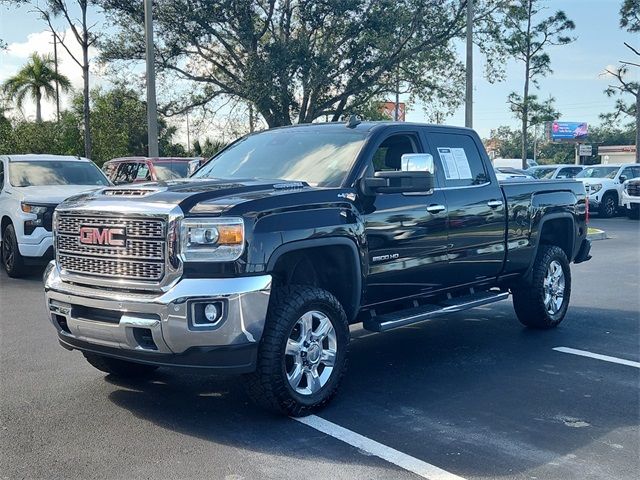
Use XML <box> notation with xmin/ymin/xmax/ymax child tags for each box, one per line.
<box><xmin>2</xmin><ymin>53</ymin><xmax>71</xmax><ymax>122</ymax></box>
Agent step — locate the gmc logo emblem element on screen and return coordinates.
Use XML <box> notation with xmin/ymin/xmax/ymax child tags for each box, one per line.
<box><xmin>79</xmin><ymin>226</ymin><xmax>126</xmax><ymax>247</ymax></box>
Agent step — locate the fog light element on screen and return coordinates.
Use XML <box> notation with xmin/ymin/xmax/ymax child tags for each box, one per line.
<box><xmin>204</xmin><ymin>303</ymin><xmax>219</xmax><ymax>322</ymax></box>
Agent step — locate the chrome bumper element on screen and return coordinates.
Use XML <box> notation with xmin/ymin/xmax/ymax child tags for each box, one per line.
<box><xmin>44</xmin><ymin>261</ymin><xmax>272</xmax><ymax>358</ymax></box>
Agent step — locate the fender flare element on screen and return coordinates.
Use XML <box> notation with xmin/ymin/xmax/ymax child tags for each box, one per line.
<box><xmin>525</xmin><ymin>212</ymin><xmax>576</xmax><ymax>278</ymax></box>
<box><xmin>266</xmin><ymin>237</ymin><xmax>363</xmax><ymax>320</ymax></box>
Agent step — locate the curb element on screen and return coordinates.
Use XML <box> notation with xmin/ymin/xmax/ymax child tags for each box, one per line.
<box><xmin>587</xmin><ymin>228</ymin><xmax>607</xmax><ymax>241</ymax></box>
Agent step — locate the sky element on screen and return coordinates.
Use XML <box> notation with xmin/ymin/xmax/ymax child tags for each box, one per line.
<box><xmin>0</xmin><ymin>0</ymin><xmax>637</xmax><ymax>143</ymax></box>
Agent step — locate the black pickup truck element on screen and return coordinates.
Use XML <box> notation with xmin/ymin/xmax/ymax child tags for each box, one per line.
<box><xmin>44</xmin><ymin>121</ymin><xmax>591</xmax><ymax>416</ymax></box>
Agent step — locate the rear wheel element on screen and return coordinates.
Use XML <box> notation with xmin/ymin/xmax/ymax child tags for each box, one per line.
<box><xmin>244</xmin><ymin>285</ymin><xmax>349</xmax><ymax>416</ymax></box>
<box><xmin>599</xmin><ymin>192</ymin><xmax>617</xmax><ymax>218</ymax></box>
<box><xmin>512</xmin><ymin>245</ymin><xmax>571</xmax><ymax>329</ymax></box>
<box><xmin>83</xmin><ymin>353</ymin><xmax>158</xmax><ymax>378</ymax></box>
<box><xmin>1</xmin><ymin>223</ymin><xmax>26</xmax><ymax>278</ymax></box>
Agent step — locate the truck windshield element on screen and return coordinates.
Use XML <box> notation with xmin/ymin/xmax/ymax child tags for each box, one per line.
<box><xmin>154</xmin><ymin>162</ymin><xmax>190</xmax><ymax>181</ymax></box>
<box><xmin>530</xmin><ymin>167</ymin><xmax>556</xmax><ymax>179</ymax></box>
<box><xmin>576</xmin><ymin>166</ymin><xmax>619</xmax><ymax>179</ymax></box>
<box><xmin>194</xmin><ymin>128</ymin><xmax>367</xmax><ymax>187</ymax></box>
<box><xmin>9</xmin><ymin>161</ymin><xmax>110</xmax><ymax>187</ymax></box>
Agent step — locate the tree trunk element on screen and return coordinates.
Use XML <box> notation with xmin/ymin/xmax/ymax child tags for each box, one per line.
<box><xmin>81</xmin><ymin>4</ymin><xmax>92</xmax><ymax>159</ymax></box>
<box><xmin>35</xmin><ymin>89</ymin><xmax>42</xmax><ymax>123</ymax></box>
<box><xmin>521</xmin><ymin>0</ymin><xmax>533</xmax><ymax>170</ymax></box>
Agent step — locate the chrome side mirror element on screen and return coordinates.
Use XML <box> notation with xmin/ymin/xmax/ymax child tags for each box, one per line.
<box><xmin>401</xmin><ymin>153</ymin><xmax>435</xmax><ymax>174</ymax></box>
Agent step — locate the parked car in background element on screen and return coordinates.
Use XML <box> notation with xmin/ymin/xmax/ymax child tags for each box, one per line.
<box><xmin>493</xmin><ymin>158</ymin><xmax>538</xmax><ymax>169</ymax></box>
<box><xmin>0</xmin><ymin>154</ymin><xmax>111</xmax><ymax>277</ymax></box>
<box><xmin>528</xmin><ymin>165</ymin><xmax>584</xmax><ymax>180</ymax></box>
<box><xmin>576</xmin><ymin>164</ymin><xmax>640</xmax><ymax>218</ymax></box>
<box><xmin>494</xmin><ymin>167</ymin><xmax>534</xmax><ymax>181</ymax></box>
<box><xmin>102</xmin><ymin>157</ymin><xmax>203</xmax><ymax>184</ymax></box>
<box><xmin>621</xmin><ymin>177</ymin><xmax>640</xmax><ymax>219</ymax></box>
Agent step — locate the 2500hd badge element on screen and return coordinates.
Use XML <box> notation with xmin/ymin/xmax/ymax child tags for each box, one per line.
<box><xmin>44</xmin><ymin>120</ymin><xmax>591</xmax><ymax>416</ymax></box>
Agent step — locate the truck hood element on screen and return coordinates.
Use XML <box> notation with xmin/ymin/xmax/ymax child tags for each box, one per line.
<box><xmin>14</xmin><ymin>185</ymin><xmax>105</xmax><ymax>205</ymax></box>
<box><xmin>577</xmin><ymin>178</ymin><xmax>615</xmax><ymax>186</ymax></box>
<box><xmin>56</xmin><ymin>178</ymin><xmax>316</xmax><ymax>215</ymax></box>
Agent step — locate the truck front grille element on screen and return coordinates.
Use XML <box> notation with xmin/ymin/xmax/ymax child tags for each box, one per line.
<box><xmin>627</xmin><ymin>182</ymin><xmax>640</xmax><ymax>197</ymax></box>
<box><xmin>56</xmin><ymin>214</ymin><xmax>166</xmax><ymax>282</ymax></box>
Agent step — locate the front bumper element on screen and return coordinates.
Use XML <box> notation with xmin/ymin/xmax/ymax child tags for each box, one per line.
<box><xmin>621</xmin><ymin>192</ymin><xmax>640</xmax><ymax>209</ymax></box>
<box><xmin>44</xmin><ymin>262</ymin><xmax>272</xmax><ymax>372</ymax></box>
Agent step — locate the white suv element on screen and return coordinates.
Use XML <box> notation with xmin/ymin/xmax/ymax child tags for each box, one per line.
<box><xmin>622</xmin><ymin>178</ymin><xmax>640</xmax><ymax>219</ymax></box>
<box><xmin>576</xmin><ymin>164</ymin><xmax>640</xmax><ymax>218</ymax></box>
<box><xmin>0</xmin><ymin>155</ymin><xmax>111</xmax><ymax>277</ymax></box>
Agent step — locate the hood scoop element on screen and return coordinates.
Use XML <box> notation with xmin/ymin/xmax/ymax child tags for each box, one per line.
<box><xmin>273</xmin><ymin>182</ymin><xmax>307</xmax><ymax>190</ymax></box>
<box><xmin>102</xmin><ymin>188</ymin><xmax>157</xmax><ymax>197</ymax></box>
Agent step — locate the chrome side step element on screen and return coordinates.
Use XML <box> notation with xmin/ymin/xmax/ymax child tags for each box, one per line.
<box><xmin>363</xmin><ymin>291</ymin><xmax>510</xmax><ymax>332</ymax></box>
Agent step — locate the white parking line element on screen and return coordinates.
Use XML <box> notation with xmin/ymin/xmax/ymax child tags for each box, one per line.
<box><xmin>293</xmin><ymin>415</ymin><xmax>466</xmax><ymax>480</ymax></box>
<box><xmin>553</xmin><ymin>347</ymin><xmax>640</xmax><ymax>369</ymax></box>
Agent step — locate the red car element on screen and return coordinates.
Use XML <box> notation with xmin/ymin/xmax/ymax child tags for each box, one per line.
<box><xmin>102</xmin><ymin>157</ymin><xmax>204</xmax><ymax>184</ymax></box>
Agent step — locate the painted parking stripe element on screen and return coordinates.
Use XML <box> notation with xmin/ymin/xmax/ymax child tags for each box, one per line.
<box><xmin>553</xmin><ymin>347</ymin><xmax>640</xmax><ymax>369</ymax></box>
<box><xmin>293</xmin><ymin>415</ymin><xmax>466</xmax><ymax>480</ymax></box>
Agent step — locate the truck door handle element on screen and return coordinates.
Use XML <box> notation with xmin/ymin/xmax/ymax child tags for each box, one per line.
<box><xmin>426</xmin><ymin>204</ymin><xmax>446</xmax><ymax>214</ymax></box>
<box><xmin>487</xmin><ymin>200</ymin><xmax>503</xmax><ymax>209</ymax></box>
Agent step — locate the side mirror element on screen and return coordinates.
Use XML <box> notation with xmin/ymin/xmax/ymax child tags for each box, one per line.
<box><xmin>619</xmin><ymin>175</ymin><xmax>627</xmax><ymax>183</ymax></box>
<box><xmin>360</xmin><ymin>153</ymin><xmax>435</xmax><ymax>195</ymax></box>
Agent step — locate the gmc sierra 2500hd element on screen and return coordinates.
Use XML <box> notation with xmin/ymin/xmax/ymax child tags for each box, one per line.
<box><xmin>44</xmin><ymin>121</ymin><xmax>591</xmax><ymax>416</ymax></box>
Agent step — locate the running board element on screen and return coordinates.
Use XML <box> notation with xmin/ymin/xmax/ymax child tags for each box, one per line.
<box><xmin>363</xmin><ymin>291</ymin><xmax>510</xmax><ymax>332</ymax></box>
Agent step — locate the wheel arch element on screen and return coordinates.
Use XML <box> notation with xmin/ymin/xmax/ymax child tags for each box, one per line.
<box><xmin>266</xmin><ymin>237</ymin><xmax>363</xmax><ymax>322</ymax></box>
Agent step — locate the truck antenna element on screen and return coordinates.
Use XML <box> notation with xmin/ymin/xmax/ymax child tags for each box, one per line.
<box><xmin>345</xmin><ymin>114</ymin><xmax>361</xmax><ymax>129</ymax></box>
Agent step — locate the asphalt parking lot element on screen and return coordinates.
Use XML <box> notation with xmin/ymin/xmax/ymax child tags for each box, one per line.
<box><xmin>1</xmin><ymin>217</ymin><xmax>638</xmax><ymax>480</ymax></box>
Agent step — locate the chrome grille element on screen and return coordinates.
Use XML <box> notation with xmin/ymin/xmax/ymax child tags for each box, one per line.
<box><xmin>627</xmin><ymin>181</ymin><xmax>640</xmax><ymax>197</ymax></box>
<box><xmin>56</xmin><ymin>214</ymin><xmax>166</xmax><ymax>282</ymax></box>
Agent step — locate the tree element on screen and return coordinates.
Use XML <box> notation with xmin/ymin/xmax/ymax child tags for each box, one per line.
<box><xmin>99</xmin><ymin>0</ymin><xmax>506</xmax><ymax>127</ymax></box>
<box><xmin>601</xmin><ymin>2</ymin><xmax>639</xmax><ymax>162</ymax></box>
<box><xmin>34</xmin><ymin>0</ymin><xmax>98</xmax><ymax>159</ymax></box>
<box><xmin>620</xmin><ymin>0</ymin><xmax>640</xmax><ymax>32</ymax></box>
<box><xmin>2</xmin><ymin>53</ymin><xmax>72</xmax><ymax>122</ymax></box>
<box><xmin>502</xmin><ymin>0</ymin><xmax>575</xmax><ymax>168</ymax></box>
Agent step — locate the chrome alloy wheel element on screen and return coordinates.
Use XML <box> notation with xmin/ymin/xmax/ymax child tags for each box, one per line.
<box><xmin>543</xmin><ymin>260</ymin><xmax>565</xmax><ymax>315</ymax></box>
<box><xmin>285</xmin><ymin>310</ymin><xmax>337</xmax><ymax>396</ymax></box>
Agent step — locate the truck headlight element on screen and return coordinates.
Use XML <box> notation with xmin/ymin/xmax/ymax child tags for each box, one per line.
<box><xmin>180</xmin><ymin>217</ymin><xmax>244</xmax><ymax>262</ymax></box>
<box><xmin>21</xmin><ymin>203</ymin><xmax>51</xmax><ymax>234</ymax></box>
<box><xmin>589</xmin><ymin>184</ymin><xmax>602</xmax><ymax>194</ymax></box>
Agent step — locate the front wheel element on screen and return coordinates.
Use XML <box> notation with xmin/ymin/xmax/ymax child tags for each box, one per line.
<box><xmin>244</xmin><ymin>285</ymin><xmax>349</xmax><ymax>416</ymax></box>
<box><xmin>599</xmin><ymin>192</ymin><xmax>618</xmax><ymax>218</ymax></box>
<box><xmin>512</xmin><ymin>245</ymin><xmax>571</xmax><ymax>329</ymax></box>
<box><xmin>2</xmin><ymin>223</ymin><xmax>26</xmax><ymax>278</ymax></box>
<box><xmin>626</xmin><ymin>206</ymin><xmax>640</xmax><ymax>220</ymax></box>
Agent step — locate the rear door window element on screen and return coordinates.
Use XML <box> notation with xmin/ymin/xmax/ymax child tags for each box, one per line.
<box><xmin>428</xmin><ymin>132</ymin><xmax>487</xmax><ymax>187</ymax></box>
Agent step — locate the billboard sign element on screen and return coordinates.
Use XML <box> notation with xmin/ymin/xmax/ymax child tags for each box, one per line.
<box><xmin>550</xmin><ymin>121</ymin><xmax>588</xmax><ymax>141</ymax></box>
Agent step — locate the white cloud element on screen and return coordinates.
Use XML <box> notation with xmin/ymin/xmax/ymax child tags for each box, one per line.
<box><xmin>0</xmin><ymin>28</ymin><xmax>102</xmax><ymax>121</ymax></box>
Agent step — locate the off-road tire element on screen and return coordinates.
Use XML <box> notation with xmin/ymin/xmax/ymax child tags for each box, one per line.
<box><xmin>512</xmin><ymin>245</ymin><xmax>571</xmax><ymax>329</ymax></box>
<box><xmin>599</xmin><ymin>192</ymin><xmax>617</xmax><ymax>218</ymax></box>
<box><xmin>83</xmin><ymin>353</ymin><xmax>159</xmax><ymax>378</ymax></box>
<box><xmin>626</xmin><ymin>206</ymin><xmax>640</xmax><ymax>220</ymax></box>
<box><xmin>244</xmin><ymin>285</ymin><xmax>349</xmax><ymax>417</ymax></box>
<box><xmin>1</xmin><ymin>223</ymin><xmax>27</xmax><ymax>278</ymax></box>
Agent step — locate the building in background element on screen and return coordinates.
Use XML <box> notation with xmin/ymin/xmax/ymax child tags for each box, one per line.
<box><xmin>598</xmin><ymin>145</ymin><xmax>638</xmax><ymax>165</ymax></box>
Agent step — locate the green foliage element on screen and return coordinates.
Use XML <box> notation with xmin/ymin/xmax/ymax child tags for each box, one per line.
<box><xmin>0</xmin><ymin>86</ymin><xmax>186</xmax><ymax>163</ymax></box>
<box><xmin>2</xmin><ymin>52</ymin><xmax>72</xmax><ymax>122</ymax></box>
<box><xmin>620</xmin><ymin>0</ymin><xmax>640</xmax><ymax>32</ymax></box>
<box><xmin>193</xmin><ymin>138</ymin><xmax>228</xmax><ymax>158</ymax></box>
<box><xmin>99</xmin><ymin>0</ymin><xmax>506</xmax><ymax>127</ymax></box>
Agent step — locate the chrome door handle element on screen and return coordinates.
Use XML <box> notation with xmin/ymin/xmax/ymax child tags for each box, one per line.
<box><xmin>426</xmin><ymin>204</ymin><xmax>446</xmax><ymax>214</ymax></box>
<box><xmin>487</xmin><ymin>200</ymin><xmax>503</xmax><ymax>209</ymax></box>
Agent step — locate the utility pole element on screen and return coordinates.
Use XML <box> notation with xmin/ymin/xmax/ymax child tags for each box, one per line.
<box><xmin>144</xmin><ymin>0</ymin><xmax>159</xmax><ymax>157</ymax></box>
<box><xmin>394</xmin><ymin>67</ymin><xmax>400</xmax><ymax>121</ymax></box>
<box><xmin>53</xmin><ymin>32</ymin><xmax>60</xmax><ymax>123</ymax></box>
<box><xmin>465</xmin><ymin>0</ymin><xmax>473</xmax><ymax>128</ymax></box>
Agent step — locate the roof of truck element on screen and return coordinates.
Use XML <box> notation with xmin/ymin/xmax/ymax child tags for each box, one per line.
<box><xmin>2</xmin><ymin>154</ymin><xmax>91</xmax><ymax>162</ymax></box>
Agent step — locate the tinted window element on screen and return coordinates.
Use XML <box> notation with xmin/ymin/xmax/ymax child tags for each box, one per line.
<box><xmin>621</xmin><ymin>166</ymin><xmax>640</xmax><ymax>180</ymax></box>
<box><xmin>531</xmin><ymin>167</ymin><xmax>556</xmax><ymax>179</ymax></box>
<box><xmin>113</xmin><ymin>163</ymin><xmax>141</xmax><ymax>184</ymax></box>
<box><xmin>136</xmin><ymin>163</ymin><xmax>151</xmax><ymax>181</ymax></box>
<box><xmin>429</xmin><ymin>133</ymin><xmax>487</xmax><ymax>187</ymax></box>
<box><xmin>577</xmin><ymin>166</ymin><xmax>619</xmax><ymax>179</ymax></box>
<box><xmin>557</xmin><ymin>167</ymin><xmax>583</xmax><ymax>178</ymax></box>
<box><xmin>154</xmin><ymin>161</ymin><xmax>190</xmax><ymax>180</ymax></box>
<box><xmin>372</xmin><ymin>134</ymin><xmax>419</xmax><ymax>172</ymax></box>
<box><xmin>9</xmin><ymin>161</ymin><xmax>109</xmax><ymax>187</ymax></box>
<box><xmin>195</xmin><ymin>129</ymin><xmax>367</xmax><ymax>187</ymax></box>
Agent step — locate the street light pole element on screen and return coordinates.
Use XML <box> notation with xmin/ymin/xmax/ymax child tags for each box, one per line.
<box><xmin>144</xmin><ymin>0</ymin><xmax>159</xmax><ymax>157</ymax></box>
<box><xmin>465</xmin><ymin>0</ymin><xmax>473</xmax><ymax>128</ymax></box>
